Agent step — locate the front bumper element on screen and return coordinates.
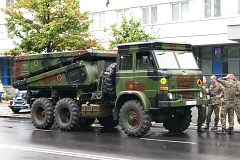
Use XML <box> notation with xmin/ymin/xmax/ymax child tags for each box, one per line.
<box><xmin>158</xmin><ymin>99</ymin><xmax>209</xmax><ymax>108</ymax></box>
<box><xmin>9</xmin><ymin>105</ymin><xmax>30</xmax><ymax>110</ymax></box>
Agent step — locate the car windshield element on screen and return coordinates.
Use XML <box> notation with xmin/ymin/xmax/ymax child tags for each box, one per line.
<box><xmin>153</xmin><ymin>50</ymin><xmax>199</xmax><ymax>69</ymax></box>
<box><xmin>16</xmin><ymin>93</ymin><xmax>23</xmax><ymax>98</ymax></box>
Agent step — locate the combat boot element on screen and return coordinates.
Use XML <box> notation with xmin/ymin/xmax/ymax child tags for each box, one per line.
<box><xmin>226</xmin><ymin>127</ymin><xmax>234</xmax><ymax>132</ymax></box>
<box><xmin>211</xmin><ymin>123</ymin><xmax>218</xmax><ymax>130</ymax></box>
<box><xmin>197</xmin><ymin>126</ymin><xmax>206</xmax><ymax>133</ymax></box>
<box><xmin>228</xmin><ymin>127</ymin><xmax>234</xmax><ymax>135</ymax></box>
<box><xmin>203</xmin><ymin>123</ymin><xmax>209</xmax><ymax>129</ymax></box>
<box><xmin>217</xmin><ymin>128</ymin><xmax>227</xmax><ymax>135</ymax></box>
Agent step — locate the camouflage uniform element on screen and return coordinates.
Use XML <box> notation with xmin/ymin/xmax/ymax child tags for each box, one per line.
<box><xmin>234</xmin><ymin>80</ymin><xmax>240</xmax><ymax>124</ymax></box>
<box><xmin>205</xmin><ymin>82</ymin><xmax>222</xmax><ymax>129</ymax></box>
<box><xmin>218</xmin><ymin>77</ymin><xmax>238</xmax><ymax>134</ymax></box>
<box><xmin>197</xmin><ymin>85</ymin><xmax>207</xmax><ymax>127</ymax></box>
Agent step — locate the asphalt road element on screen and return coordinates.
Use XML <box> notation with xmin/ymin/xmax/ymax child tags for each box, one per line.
<box><xmin>1</xmin><ymin>117</ymin><xmax>240</xmax><ymax>160</ymax></box>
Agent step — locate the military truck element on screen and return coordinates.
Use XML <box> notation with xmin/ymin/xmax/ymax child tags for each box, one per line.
<box><xmin>13</xmin><ymin>41</ymin><xmax>208</xmax><ymax>137</ymax></box>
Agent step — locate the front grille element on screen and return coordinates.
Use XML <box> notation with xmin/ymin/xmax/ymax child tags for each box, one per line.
<box><xmin>177</xmin><ymin>81</ymin><xmax>194</xmax><ymax>89</ymax></box>
<box><xmin>179</xmin><ymin>92</ymin><xmax>195</xmax><ymax>99</ymax></box>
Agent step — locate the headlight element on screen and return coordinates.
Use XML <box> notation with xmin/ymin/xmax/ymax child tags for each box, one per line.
<box><xmin>199</xmin><ymin>92</ymin><xmax>203</xmax><ymax>98</ymax></box>
<box><xmin>168</xmin><ymin>93</ymin><xmax>173</xmax><ymax>100</ymax></box>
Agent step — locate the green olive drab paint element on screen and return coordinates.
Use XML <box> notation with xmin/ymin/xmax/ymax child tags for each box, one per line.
<box><xmin>13</xmin><ymin>41</ymin><xmax>208</xmax><ymax>137</ymax></box>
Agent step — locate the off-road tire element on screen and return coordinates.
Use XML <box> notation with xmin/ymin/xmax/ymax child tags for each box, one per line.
<box><xmin>98</xmin><ymin>116</ymin><xmax>118</xmax><ymax>128</ymax></box>
<box><xmin>54</xmin><ymin>98</ymin><xmax>80</xmax><ymax>131</ymax></box>
<box><xmin>119</xmin><ymin>100</ymin><xmax>152</xmax><ymax>137</ymax></box>
<box><xmin>103</xmin><ymin>63</ymin><xmax>116</xmax><ymax>98</ymax></box>
<box><xmin>31</xmin><ymin>97</ymin><xmax>54</xmax><ymax>129</ymax></box>
<box><xmin>163</xmin><ymin>107</ymin><xmax>192</xmax><ymax>133</ymax></box>
<box><xmin>12</xmin><ymin>109</ymin><xmax>21</xmax><ymax>113</ymax></box>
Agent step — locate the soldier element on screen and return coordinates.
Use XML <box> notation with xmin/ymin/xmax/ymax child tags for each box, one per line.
<box><xmin>197</xmin><ymin>76</ymin><xmax>207</xmax><ymax>133</ymax></box>
<box><xmin>217</xmin><ymin>74</ymin><xmax>238</xmax><ymax>135</ymax></box>
<box><xmin>231</xmin><ymin>73</ymin><xmax>240</xmax><ymax>127</ymax></box>
<box><xmin>0</xmin><ymin>80</ymin><xmax>4</xmax><ymax>103</ymax></box>
<box><xmin>203</xmin><ymin>75</ymin><xmax>222</xmax><ymax>130</ymax></box>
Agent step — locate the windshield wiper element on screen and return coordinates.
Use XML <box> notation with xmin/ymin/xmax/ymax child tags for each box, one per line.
<box><xmin>157</xmin><ymin>52</ymin><xmax>165</xmax><ymax>55</ymax></box>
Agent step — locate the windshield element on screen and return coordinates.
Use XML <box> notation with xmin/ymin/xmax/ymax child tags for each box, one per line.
<box><xmin>154</xmin><ymin>50</ymin><xmax>199</xmax><ymax>69</ymax></box>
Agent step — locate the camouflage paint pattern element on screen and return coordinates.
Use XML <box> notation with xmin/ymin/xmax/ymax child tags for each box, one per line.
<box><xmin>115</xmin><ymin>41</ymin><xmax>208</xmax><ymax>110</ymax></box>
<box><xmin>14</xmin><ymin>50</ymin><xmax>117</xmax><ymax>80</ymax></box>
<box><xmin>23</xmin><ymin>61</ymin><xmax>98</xmax><ymax>88</ymax></box>
<box><xmin>13</xmin><ymin>41</ymin><xmax>208</xmax><ymax>112</ymax></box>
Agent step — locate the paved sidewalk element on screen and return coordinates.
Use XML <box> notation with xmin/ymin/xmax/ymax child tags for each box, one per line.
<box><xmin>1</xmin><ymin>100</ymin><xmax>240</xmax><ymax>132</ymax></box>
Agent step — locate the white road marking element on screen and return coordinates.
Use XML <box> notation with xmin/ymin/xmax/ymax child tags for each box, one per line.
<box><xmin>140</xmin><ymin>138</ymin><xmax>197</xmax><ymax>145</ymax></box>
<box><xmin>0</xmin><ymin>144</ymin><xmax>130</xmax><ymax>160</ymax></box>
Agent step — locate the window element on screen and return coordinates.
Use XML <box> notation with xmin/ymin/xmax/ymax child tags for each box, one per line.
<box><xmin>6</xmin><ymin>0</ymin><xmax>16</xmax><ymax>7</ymax></box>
<box><xmin>0</xmin><ymin>57</ymin><xmax>13</xmax><ymax>85</ymax></box>
<box><xmin>92</xmin><ymin>13</ymin><xmax>98</xmax><ymax>29</ymax></box>
<box><xmin>116</xmin><ymin>9</ymin><xmax>129</xmax><ymax>26</ymax></box>
<box><xmin>142</xmin><ymin>6</ymin><xmax>157</xmax><ymax>25</ymax></box>
<box><xmin>0</xmin><ymin>24</ymin><xmax>8</xmax><ymax>39</ymax></box>
<box><xmin>136</xmin><ymin>52</ymin><xmax>153</xmax><ymax>70</ymax></box>
<box><xmin>172</xmin><ymin>2</ymin><xmax>189</xmax><ymax>21</ymax></box>
<box><xmin>99</xmin><ymin>13</ymin><xmax>105</xmax><ymax>28</ymax></box>
<box><xmin>90</xmin><ymin>12</ymin><xmax>105</xmax><ymax>29</ymax></box>
<box><xmin>120</xmin><ymin>54</ymin><xmax>132</xmax><ymax>70</ymax></box>
<box><xmin>204</xmin><ymin>0</ymin><xmax>221</xmax><ymax>18</ymax></box>
<box><xmin>238</xmin><ymin>0</ymin><xmax>240</xmax><ymax>14</ymax></box>
<box><xmin>223</xmin><ymin>45</ymin><xmax>240</xmax><ymax>76</ymax></box>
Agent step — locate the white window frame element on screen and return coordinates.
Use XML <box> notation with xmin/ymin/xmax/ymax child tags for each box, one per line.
<box><xmin>142</xmin><ymin>6</ymin><xmax>158</xmax><ymax>25</ymax></box>
<box><xmin>204</xmin><ymin>0</ymin><xmax>221</xmax><ymax>18</ymax></box>
<box><xmin>116</xmin><ymin>9</ymin><xmax>129</xmax><ymax>26</ymax></box>
<box><xmin>171</xmin><ymin>2</ymin><xmax>189</xmax><ymax>22</ymax></box>
<box><xmin>89</xmin><ymin>12</ymin><xmax>105</xmax><ymax>30</ymax></box>
<box><xmin>6</xmin><ymin>0</ymin><xmax>16</xmax><ymax>7</ymax></box>
<box><xmin>238</xmin><ymin>0</ymin><xmax>240</xmax><ymax>14</ymax></box>
<box><xmin>0</xmin><ymin>24</ymin><xmax>8</xmax><ymax>39</ymax></box>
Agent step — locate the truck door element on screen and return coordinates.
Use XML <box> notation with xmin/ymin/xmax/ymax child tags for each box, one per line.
<box><xmin>115</xmin><ymin>52</ymin><xmax>134</xmax><ymax>95</ymax></box>
<box><xmin>133</xmin><ymin>51</ymin><xmax>157</xmax><ymax>106</ymax></box>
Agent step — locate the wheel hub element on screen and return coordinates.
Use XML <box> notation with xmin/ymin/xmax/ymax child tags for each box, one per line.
<box><xmin>126</xmin><ymin>109</ymin><xmax>140</xmax><ymax>129</ymax></box>
<box><xmin>36</xmin><ymin>106</ymin><xmax>45</xmax><ymax>122</ymax></box>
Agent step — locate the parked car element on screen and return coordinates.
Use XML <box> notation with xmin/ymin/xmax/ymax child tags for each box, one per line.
<box><xmin>9</xmin><ymin>90</ymin><xmax>36</xmax><ymax>113</ymax></box>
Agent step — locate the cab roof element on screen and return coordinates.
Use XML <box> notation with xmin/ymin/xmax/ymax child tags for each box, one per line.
<box><xmin>117</xmin><ymin>41</ymin><xmax>192</xmax><ymax>54</ymax></box>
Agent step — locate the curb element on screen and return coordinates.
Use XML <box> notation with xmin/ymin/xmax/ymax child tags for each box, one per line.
<box><xmin>0</xmin><ymin>115</ymin><xmax>31</xmax><ymax>119</ymax></box>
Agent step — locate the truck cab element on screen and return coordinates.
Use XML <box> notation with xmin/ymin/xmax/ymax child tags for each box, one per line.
<box><xmin>115</xmin><ymin>41</ymin><xmax>208</xmax><ymax>136</ymax></box>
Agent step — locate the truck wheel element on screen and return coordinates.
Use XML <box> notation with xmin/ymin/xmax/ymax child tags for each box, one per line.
<box><xmin>103</xmin><ymin>63</ymin><xmax>116</xmax><ymax>98</ymax></box>
<box><xmin>54</xmin><ymin>98</ymin><xmax>80</xmax><ymax>131</ymax></box>
<box><xmin>119</xmin><ymin>100</ymin><xmax>152</xmax><ymax>137</ymax></box>
<box><xmin>163</xmin><ymin>107</ymin><xmax>192</xmax><ymax>133</ymax></box>
<box><xmin>98</xmin><ymin>116</ymin><xmax>118</xmax><ymax>128</ymax></box>
<box><xmin>12</xmin><ymin>109</ymin><xmax>21</xmax><ymax>113</ymax></box>
<box><xmin>31</xmin><ymin>97</ymin><xmax>54</xmax><ymax>129</ymax></box>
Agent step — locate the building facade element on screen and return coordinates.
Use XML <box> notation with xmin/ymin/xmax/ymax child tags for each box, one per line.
<box><xmin>81</xmin><ymin>0</ymin><xmax>240</xmax><ymax>81</ymax></box>
<box><xmin>1</xmin><ymin>0</ymin><xmax>240</xmax><ymax>85</ymax></box>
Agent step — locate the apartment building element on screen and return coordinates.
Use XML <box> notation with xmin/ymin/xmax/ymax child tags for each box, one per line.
<box><xmin>1</xmin><ymin>0</ymin><xmax>240</xmax><ymax>85</ymax></box>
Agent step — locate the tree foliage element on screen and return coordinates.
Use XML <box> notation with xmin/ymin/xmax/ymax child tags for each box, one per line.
<box><xmin>108</xmin><ymin>15</ymin><xmax>159</xmax><ymax>50</ymax></box>
<box><xmin>2</xmin><ymin>0</ymin><xmax>100</xmax><ymax>55</ymax></box>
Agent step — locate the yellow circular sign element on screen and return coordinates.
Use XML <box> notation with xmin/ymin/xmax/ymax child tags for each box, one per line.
<box><xmin>160</xmin><ymin>78</ymin><xmax>167</xmax><ymax>84</ymax></box>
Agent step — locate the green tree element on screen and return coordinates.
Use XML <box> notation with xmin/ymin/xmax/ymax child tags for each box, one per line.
<box><xmin>2</xmin><ymin>0</ymin><xmax>100</xmax><ymax>55</ymax></box>
<box><xmin>108</xmin><ymin>14</ymin><xmax>159</xmax><ymax>50</ymax></box>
